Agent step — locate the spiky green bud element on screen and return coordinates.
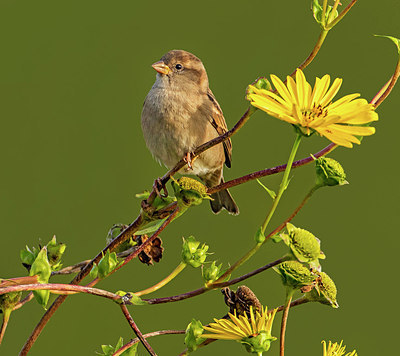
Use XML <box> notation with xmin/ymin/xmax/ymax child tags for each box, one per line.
<box><xmin>172</xmin><ymin>177</ymin><xmax>210</xmax><ymax>209</ymax></box>
<box><xmin>181</xmin><ymin>236</ymin><xmax>209</xmax><ymax>268</ymax></box>
<box><xmin>315</xmin><ymin>157</ymin><xmax>348</xmax><ymax>187</ymax></box>
<box><xmin>306</xmin><ymin>271</ymin><xmax>339</xmax><ymax>308</ymax></box>
<box><xmin>273</xmin><ymin>260</ymin><xmax>316</xmax><ymax>290</ymax></box>
<box><xmin>281</xmin><ymin>223</ymin><xmax>325</xmax><ymax>269</ymax></box>
<box><xmin>202</xmin><ymin>261</ymin><xmax>222</xmax><ymax>284</ymax></box>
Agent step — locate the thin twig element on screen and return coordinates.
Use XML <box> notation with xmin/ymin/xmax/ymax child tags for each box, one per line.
<box><xmin>120</xmin><ymin>304</ymin><xmax>157</xmax><ymax>356</ymax></box>
<box><xmin>372</xmin><ymin>57</ymin><xmax>400</xmax><ymax>108</ymax></box>
<box><xmin>208</xmin><ymin>144</ymin><xmax>336</xmax><ymax>194</ymax></box>
<box><xmin>13</xmin><ymin>292</ymin><xmax>34</xmax><ymax>311</ymax></box>
<box><xmin>0</xmin><ymin>283</ymin><xmax>121</xmax><ymax>301</ymax></box>
<box><xmin>144</xmin><ymin>257</ymin><xmax>284</xmax><ymax>305</ymax></box>
<box><xmin>113</xmin><ymin>330</ymin><xmax>185</xmax><ymax>356</ymax></box>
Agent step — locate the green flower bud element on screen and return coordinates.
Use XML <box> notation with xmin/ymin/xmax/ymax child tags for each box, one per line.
<box><xmin>312</xmin><ymin>0</ymin><xmax>339</xmax><ymax>29</ymax></box>
<box><xmin>29</xmin><ymin>246</ymin><xmax>52</xmax><ymax>309</ymax></box>
<box><xmin>254</xmin><ymin>227</ymin><xmax>266</xmax><ymax>243</ymax></box>
<box><xmin>306</xmin><ymin>271</ymin><xmax>339</xmax><ymax>308</ymax></box>
<box><xmin>46</xmin><ymin>236</ymin><xmax>66</xmax><ymax>271</ymax></box>
<box><xmin>246</xmin><ymin>78</ymin><xmax>272</xmax><ymax>101</ymax></box>
<box><xmin>281</xmin><ymin>223</ymin><xmax>325</xmax><ymax>269</ymax></box>
<box><xmin>181</xmin><ymin>236</ymin><xmax>209</xmax><ymax>268</ymax></box>
<box><xmin>0</xmin><ymin>291</ymin><xmax>22</xmax><ymax>313</ymax></box>
<box><xmin>97</xmin><ymin>250</ymin><xmax>120</xmax><ymax>279</ymax></box>
<box><xmin>172</xmin><ymin>177</ymin><xmax>210</xmax><ymax>209</ymax></box>
<box><xmin>184</xmin><ymin>319</ymin><xmax>205</xmax><ymax>352</ymax></box>
<box><xmin>273</xmin><ymin>261</ymin><xmax>316</xmax><ymax>290</ymax></box>
<box><xmin>242</xmin><ymin>331</ymin><xmax>277</xmax><ymax>354</ymax></box>
<box><xmin>315</xmin><ymin>156</ymin><xmax>348</xmax><ymax>187</ymax></box>
<box><xmin>202</xmin><ymin>261</ymin><xmax>222</xmax><ymax>284</ymax></box>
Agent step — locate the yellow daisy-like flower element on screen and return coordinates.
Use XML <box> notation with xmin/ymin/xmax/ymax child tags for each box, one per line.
<box><xmin>322</xmin><ymin>340</ymin><xmax>358</xmax><ymax>356</ymax></box>
<box><xmin>202</xmin><ymin>306</ymin><xmax>277</xmax><ymax>354</ymax></box>
<box><xmin>248</xmin><ymin>69</ymin><xmax>378</xmax><ymax>148</ymax></box>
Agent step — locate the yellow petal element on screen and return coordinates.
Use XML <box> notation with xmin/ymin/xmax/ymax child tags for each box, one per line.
<box><xmin>287</xmin><ymin>75</ymin><xmax>300</xmax><ymax>106</ymax></box>
<box><xmin>312</xmin><ymin>74</ymin><xmax>331</xmax><ymax>105</ymax></box>
<box><xmin>270</xmin><ymin>74</ymin><xmax>293</xmax><ymax>104</ymax></box>
<box><xmin>328</xmin><ymin>124</ymin><xmax>376</xmax><ymax>136</ymax></box>
<box><xmin>320</xmin><ymin>78</ymin><xmax>342</xmax><ymax>107</ymax></box>
<box><xmin>295</xmin><ymin>69</ymin><xmax>308</xmax><ymax>108</ymax></box>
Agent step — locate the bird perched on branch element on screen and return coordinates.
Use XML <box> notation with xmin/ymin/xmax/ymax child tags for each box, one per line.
<box><xmin>141</xmin><ymin>50</ymin><xmax>239</xmax><ymax>215</ymax></box>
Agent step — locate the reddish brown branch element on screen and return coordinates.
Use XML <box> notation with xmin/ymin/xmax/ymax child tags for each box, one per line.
<box><xmin>208</xmin><ymin>144</ymin><xmax>336</xmax><ymax>194</ymax></box>
<box><xmin>120</xmin><ymin>304</ymin><xmax>157</xmax><ymax>356</ymax></box>
<box><xmin>0</xmin><ymin>283</ymin><xmax>121</xmax><ymax>301</ymax></box>
<box><xmin>113</xmin><ymin>330</ymin><xmax>185</xmax><ymax>356</ymax></box>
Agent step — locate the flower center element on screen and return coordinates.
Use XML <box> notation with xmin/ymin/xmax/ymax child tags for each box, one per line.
<box><xmin>301</xmin><ymin>104</ymin><xmax>328</xmax><ymax>126</ymax></box>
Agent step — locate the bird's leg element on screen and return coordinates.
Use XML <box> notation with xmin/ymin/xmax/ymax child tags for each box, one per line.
<box><xmin>183</xmin><ymin>151</ymin><xmax>197</xmax><ymax>170</ymax></box>
<box><xmin>153</xmin><ymin>177</ymin><xmax>169</xmax><ymax>198</ymax></box>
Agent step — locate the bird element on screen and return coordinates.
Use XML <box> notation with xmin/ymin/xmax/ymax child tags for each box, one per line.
<box><xmin>141</xmin><ymin>49</ymin><xmax>239</xmax><ymax>215</ymax></box>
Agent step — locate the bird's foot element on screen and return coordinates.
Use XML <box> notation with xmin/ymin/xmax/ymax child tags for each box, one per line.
<box><xmin>153</xmin><ymin>177</ymin><xmax>168</xmax><ymax>199</ymax></box>
<box><xmin>183</xmin><ymin>152</ymin><xmax>196</xmax><ymax>170</ymax></box>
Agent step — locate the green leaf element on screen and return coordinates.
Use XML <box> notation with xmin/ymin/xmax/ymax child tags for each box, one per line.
<box><xmin>97</xmin><ymin>337</ymin><xmax>138</xmax><ymax>356</ymax></box>
<box><xmin>311</xmin><ymin>0</ymin><xmax>324</xmax><ymax>26</ymax></box>
<box><xmin>374</xmin><ymin>34</ymin><xmax>400</xmax><ymax>54</ymax></box>
<box><xmin>256</xmin><ymin>179</ymin><xmax>276</xmax><ymax>199</ymax></box>
<box><xmin>90</xmin><ymin>263</ymin><xmax>99</xmax><ymax>279</ymax></box>
<box><xmin>97</xmin><ymin>250</ymin><xmax>120</xmax><ymax>279</ymax></box>
<box><xmin>29</xmin><ymin>247</ymin><xmax>52</xmax><ymax>309</ymax></box>
<box><xmin>136</xmin><ymin>218</ymin><xmax>166</xmax><ymax>235</ymax></box>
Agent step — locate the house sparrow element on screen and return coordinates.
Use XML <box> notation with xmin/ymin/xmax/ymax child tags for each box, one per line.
<box><xmin>141</xmin><ymin>50</ymin><xmax>239</xmax><ymax>215</ymax></box>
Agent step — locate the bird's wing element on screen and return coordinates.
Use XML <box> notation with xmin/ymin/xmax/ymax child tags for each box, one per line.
<box><xmin>206</xmin><ymin>88</ymin><xmax>232</xmax><ymax>168</ymax></box>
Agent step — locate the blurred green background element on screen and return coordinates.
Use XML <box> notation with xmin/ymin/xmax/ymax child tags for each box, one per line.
<box><xmin>0</xmin><ymin>0</ymin><xmax>398</xmax><ymax>355</ymax></box>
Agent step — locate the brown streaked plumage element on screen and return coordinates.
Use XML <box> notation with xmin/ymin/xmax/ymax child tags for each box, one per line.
<box><xmin>141</xmin><ymin>50</ymin><xmax>239</xmax><ymax>215</ymax></box>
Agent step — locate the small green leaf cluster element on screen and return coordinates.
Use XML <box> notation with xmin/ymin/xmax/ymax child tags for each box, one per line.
<box><xmin>97</xmin><ymin>337</ymin><xmax>137</xmax><ymax>356</ymax></box>
<box><xmin>20</xmin><ymin>236</ymin><xmax>66</xmax><ymax>272</ymax></box>
<box><xmin>181</xmin><ymin>236</ymin><xmax>209</xmax><ymax>268</ymax></box>
<box><xmin>90</xmin><ymin>250</ymin><xmax>121</xmax><ymax>280</ymax></box>
<box><xmin>184</xmin><ymin>319</ymin><xmax>206</xmax><ymax>352</ymax></box>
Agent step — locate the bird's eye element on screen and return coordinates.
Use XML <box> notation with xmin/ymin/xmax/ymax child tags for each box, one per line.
<box><xmin>175</xmin><ymin>63</ymin><xmax>183</xmax><ymax>70</ymax></box>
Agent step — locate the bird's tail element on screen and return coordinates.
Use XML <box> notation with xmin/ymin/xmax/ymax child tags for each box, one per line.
<box><xmin>209</xmin><ymin>178</ymin><xmax>239</xmax><ymax>215</ymax></box>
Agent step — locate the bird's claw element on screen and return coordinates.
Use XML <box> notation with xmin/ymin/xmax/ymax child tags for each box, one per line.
<box><xmin>183</xmin><ymin>152</ymin><xmax>196</xmax><ymax>170</ymax></box>
<box><xmin>153</xmin><ymin>178</ymin><xmax>168</xmax><ymax>198</ymax></box>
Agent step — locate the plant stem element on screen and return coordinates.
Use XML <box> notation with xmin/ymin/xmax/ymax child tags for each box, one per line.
<box><xmin>0</xmin><ymin>310</ymin><xmax>10</xmax><ymax>345</ymax></box>
<box><xmin>327</xmin><ymin>0</ymin><xmax>358</xmax><ymax>29</ymax></box>
<box><xmin>280</xmin><ymin>289</ymin><xmax>294</xmax><ymax>356</ymax></box>
<box><xmin>144</xmin><ymin>257</ymin><xmax>285</xmax><ymax>305</ymax></box>
<box><xmin>120</xmin><ymin>304</ymin><xmax>157</xmax><ymax>356</ymax></box>
<box><xmin>215</xmin><ymin>134</ymin><xmax>302</xmax><ymax>283</ymax></box>
<box><xmin>265</xmin><ymin>184</ymin><xmax>321</xmax><ymax>242</ymax></box>
<box><xmin>134</xmin><ymin>262</ymin><xmax>187</xmax><ymax>297</ymax></box>
<box><xmin>208</xmin><ymin>143</ymin><xmax>336</xmax><ymax>194</ymax></box>
<box><xmin>261</xmin><ymin>134</ymin><xmax>302</xmax><ymax>234</ymax></box>
<box><xmin>292</xmin><ymin>30</ymin><xmax>328</xmax><ymax>75</ymax></box>
<box><xmin>0</xmin><ymin>283</ymin><xmax>121</xmax><ymax>302</ymax></box>
<box><xmin>113</xmin><ymin>330</ymin><xmax>185</xmax><ymax>356</ymax></box>
<box><xmin>372</xmin><ymin>56</ymin><xmax>400</xmax><ymax>109</ymax></box>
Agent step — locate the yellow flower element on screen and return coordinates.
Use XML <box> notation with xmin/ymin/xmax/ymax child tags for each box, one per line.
<box><xmin>202</xmin><ymin>306</ymin><xmax>277</xmax><ymax>354</ymax></box>
<box><xmin>248</xmin><ymin>69</ymin><xmax>378</xmax><ymax>148</ymax></box>
<box><xmin>322</xmin><ymin>340</ymin><xmax>358</xmax><ymax>356</ymax></box>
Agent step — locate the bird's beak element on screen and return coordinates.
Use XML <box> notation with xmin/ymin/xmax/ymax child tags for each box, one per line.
<box><xmin>152</xmin><ymin>61</ymin><xmax>171</xmax><ymax>75</ymax></box>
